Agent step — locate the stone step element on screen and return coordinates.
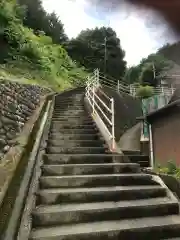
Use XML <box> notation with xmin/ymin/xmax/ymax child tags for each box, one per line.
<box><xmin>39</xmin><ymin>174</ymin><xmax>158</xmax><ymax>189</ymax></box>
<box><xmin>41</xmin><ymin>163</ymin><xmax>140</xmax><ymax>176</ymax></box>
<box><xmin>43</xmin><ymin>154</ymin><xmax>128</xmax><ymax>165</ymax></box>
<box><xmin>49</xmin><ymin>129</ymin><xmax>98</xmax><ymax>134</ymax></box>
<box><xmin>32</xmin><ymin>198</ymin><xmax>179</xmax><ymax>227</ymax></box>
<box><xmin>47</xmin><ymin>139</ymin><xmax>105</xmax><ymax>148</ymax></box>
<box><xmin>37</xmin><ymin>186</ymin><xmax>167</xmax><ymax>205</ymax></box>
<box><xmin>48</xmin><ymin>134</ymin><xmax>100</xmax><ymax>141</ymax></box>
<box><xmin>30</xmin><ymin>215</ymin><xmax>180</xmax><ymax>240</ymax></box>
<box><xmin>46</xmin><ymin>147</ymin><xmax>108</xmax><ymax>154</ymax></box>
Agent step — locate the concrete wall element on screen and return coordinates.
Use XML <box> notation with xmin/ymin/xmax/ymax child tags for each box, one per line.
<box><xmin>100</xmin><ymin>86</ymin><xmax>142</xmax><ymax>142</ymax></box>
<box><xmin>0</xmin><ymin>80</ymin><xmax>50</xmax><ymax>160</ymax></box>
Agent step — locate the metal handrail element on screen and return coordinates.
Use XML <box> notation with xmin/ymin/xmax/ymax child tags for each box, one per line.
<box><xmin>98</xmin><ymin>70</ymin><xmax>176</xmax><ymax>97</ymax></box>
<box><xmin>85</xmin><ymin>69</ymin><xmax>115</xmax><ymax>151</ymax></box>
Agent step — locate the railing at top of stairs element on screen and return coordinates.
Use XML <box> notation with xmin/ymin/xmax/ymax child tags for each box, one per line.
<box><xmin>90</xmin><ymin>69</ymin><xmax>176</xmax><ymax>98</ymax></box>
<box><xmin>85</xmin><ymin>69</ymin><xmax>115</xmax><ymax>151</ymax></box>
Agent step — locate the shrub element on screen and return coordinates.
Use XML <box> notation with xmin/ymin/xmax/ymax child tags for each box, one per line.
<box><xmin>136</xmin><ymin>85</ymin><xmax>154</xmax><ymax>98</ymax></box>
<box><xmin>155</xmin><ymin>160</ymin><xmax>180</xmax><ymax>179</ymax></box>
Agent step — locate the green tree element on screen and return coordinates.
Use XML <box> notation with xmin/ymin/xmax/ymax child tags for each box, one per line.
<box><xmin>124</xmin><ymin>65</ymin><xmax>141</xmax><ymax>84</ymax></box>
<box><xmin>66</xmin><ymin>27</ymin><xmax>126</xmax><ymax>81</ymax></box>
<box><xmin>139</xmin><ymin>62</ymin><xmax>157</xmax><ymax>86</ymax></box>
<box><xmin>139</xmin><ymin>54</ymin><xmax>172</xmax><ymax>87</ymax></box>
<box><xmin>126</xmin><ymin>53</ymin><xmax>172</xmax><ymax>86</ymax></box>
<box><xmin>17</xmin><ymin>0</ymin><xmax>68</xmax><ymax>45</ymax></box>
<box><xmin>44</xmin><ymin>12</ymin><xmax>68</xmax><ymax>45</ymax></box>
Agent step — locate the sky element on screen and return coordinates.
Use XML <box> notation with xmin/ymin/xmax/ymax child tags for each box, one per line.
<box><xmin>42</xmin><ymin>0</ymin><xmax>177</xmax><ymax>66</ymax></box>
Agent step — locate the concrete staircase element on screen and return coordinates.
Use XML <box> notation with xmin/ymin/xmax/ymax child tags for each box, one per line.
<box><xmin>29</xmin><ymin>91</ymin><xmax>180</xmax><ymax>240</ymax></box>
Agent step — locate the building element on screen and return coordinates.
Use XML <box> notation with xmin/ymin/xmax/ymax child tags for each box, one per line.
<box><xmin>145</xmin><ymin>91</ymin><xmax>180</xmax><ymax>167</ymax></box>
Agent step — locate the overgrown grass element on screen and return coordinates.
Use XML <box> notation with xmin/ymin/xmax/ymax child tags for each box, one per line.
<box><xmin>155</xmin><ymin>160</ymin><xmax>180</xmax><ymax>179</ymax></box>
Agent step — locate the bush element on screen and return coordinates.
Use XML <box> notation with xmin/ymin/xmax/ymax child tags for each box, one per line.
<box><xmin>155</xmin><ymin>160</ymin><xmax>180</xmax><ymax>179</ymax></box>
<box><xmin>136</xmin><ymin>85</ymin><xmax>154</xmax><ymax>98</ymax></box>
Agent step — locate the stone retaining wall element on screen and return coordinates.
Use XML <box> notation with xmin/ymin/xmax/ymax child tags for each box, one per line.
<box><xmin>0</xmin><ymin>80</ymin><xmax>50</xmax><ymax>160</ymax></box>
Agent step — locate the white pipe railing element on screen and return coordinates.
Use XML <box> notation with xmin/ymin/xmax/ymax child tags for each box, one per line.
<box><xmin>96</xmin><ymin>70</ymin><xmax>175</xmax><ymax>97</ymax></box>
<box><xmin>85</xmin><ymin>69</ymin><xmax>115</xmax><ymax>151</ymax></box>
<box><xmin>85</xmin><ymin>68</ymin><xmax>175</xmax><ymax>151</ymax></box>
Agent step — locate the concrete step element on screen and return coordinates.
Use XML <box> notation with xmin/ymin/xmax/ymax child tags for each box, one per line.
<box><xmin>41</xmin><ymin>163</ymin><xmax>141</xmax><ymax>176</ymax></box>
<box><xmin>51</xmin><ymin>120</ymin><xmax>94</xmax><ymax>125</ymax></box>
<box><xmin>54</xmin><ymin>107</ymin><xmax>84</xmax><ymax>110</ymax></box>
<box><xmin>53</xmin><ymin>110</ymin><xmax>85</xmax><ymax>113</ymax></box>
<box><xmin>54</xmin><ymin>104</ymin><xmax>84</xmax><ymax>107</ymax></box>
<box><xmin>53</xmin><ymin>105</ymin><xmax>84</xmax><ymax>108</ymax></box>
<box><xmin>52</xmin><ymin>116</ymin><xmax>90</xmax><ymax>120</ymax></box>
<box><xmin>39</xmin><ymin>174</ymin><xmax>158</xmax><ymax>189</ymax></box>
<box><xmin>43</xmin><ymin>154</ymin><xmax>129</xmax><ymax>165</ymax></box>
<box><xmin>37</xmin><ymin>186</ymin><xmax>167</xmax><ymax>205</ymax></box>
<box><xmin>49</xmin><ymin>129</ymin><xmax>99</xmax><ymax>134</ymax></box>
<box><xmin>46</xmin><ymin>146</ymin><xmax>108</xmax><ymax>154</ymax></box>
<box><xmin>52</xmin><ymin>113</ymin><xmax>86</xmax><ymax>117</ymax></box>
<box><xmin>52</xmin><ymin>115</ymin><xmax>86</xmax><ymax>119</ymax></box>
<box><xmin>30</xmin><ymin>215</ymin><xmax>180</xmax><ymax>240</ymax></box>
<box><xmin>128</xmin><ymin>155</ymin><xmax>150</xmax><ymax>168</ymax></box>
<box><xmin>50</xmin><ymin>125</ymin><xmax>96</xmax><ymax>130</ymax></box>
<box><xmin>52</xmin><ymin>116</ymin><xmax>91</xmax><ymax>119</ymax></box>
<box><xmin>51</xmin><ymin>118</ymin><xmax>93</xmax><ymax>122</ymax></box>
<box><xmin>47</xmin><ymin>139</ymin><xmax>105</xmax><ymax>148</ymax></box>
<box><xmin>165</xmin><ymin>238</ymin><xmax>180</xmax><ymax>240</ymax></box>
<box><xmin>54</xmin><ymin>102</ymin><xmax>83</xmax><ymax>105</ymax></box>
<box><xmin>32</xmin><ymin>198</ymin><xmax>179</xmax><ymax>227</ymax></box>
<box><xmin>48</xmin><ymin>134</ymin><xmax>100</xmax><ymax>141</ymax></box>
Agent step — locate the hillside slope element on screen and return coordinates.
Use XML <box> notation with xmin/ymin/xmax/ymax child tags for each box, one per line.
<box><xmin>159</xmin><ymin>42</ymin><xmax>180</xmax><ymax>65</ymax></box>
<box><xmin>0</xmin><ymin>0</ymin><xmax>87</xmax><ymax>91</ymax></box>
<box><xmin>158</xmin><ymin>42</ymin><xmax>180</xmax><ymax>86</ymax></box>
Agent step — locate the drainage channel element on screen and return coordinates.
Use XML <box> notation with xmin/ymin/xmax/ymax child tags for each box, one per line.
<box><xmin>0</xmin><ymin>97</ymin><xmax>54</xmax><ymax>240</ymax></box>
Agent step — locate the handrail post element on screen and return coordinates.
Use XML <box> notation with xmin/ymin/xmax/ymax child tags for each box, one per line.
<box><xmin>96</xmin><ymin>68</ymin><xmax>100</xmax><ymax>87</ymax></box>
<box><xmin>111</xmin><ymin>98</ymin><xmax>115</xmax><ymax>151</ymax></box>
<box><xmin>117</xmin><ymin>80</ymin><xmax>120</xmax><ymax>93</ymax></box>
<box><xmin>161</xmin><ymin>86</ymin><xmax>164</xmax><ymax>94</ymax></box>
<box><xmin>92</xmin><ymin>86</ymin><xmax>95</xmax><ymax>114</ymax></box>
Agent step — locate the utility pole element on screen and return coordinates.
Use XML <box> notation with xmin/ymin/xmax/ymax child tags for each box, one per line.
<box><xmin>104</xmin><ymin>36</ymin><xmax>107</xmax><ymax>75</ymax></box>
<box><xmin>152</xmin><ymin>62</ymin><xmax>156</xmax><ymax>79</ymax></box>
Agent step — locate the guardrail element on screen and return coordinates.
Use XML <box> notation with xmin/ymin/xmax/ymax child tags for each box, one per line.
<box><xmin>92</xmin><ymin>69</ymin><xmax>175</xmax><ymax>98</ymax></box>
<box><xmin>130</xmin><ymin>85</ymin><xmax>175</xmax><ymax>97</ymax></box>
<box><xmin>85</xmin><ymin>70</ymin><xmax>115</xmax><ymax>151</ymax></box>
